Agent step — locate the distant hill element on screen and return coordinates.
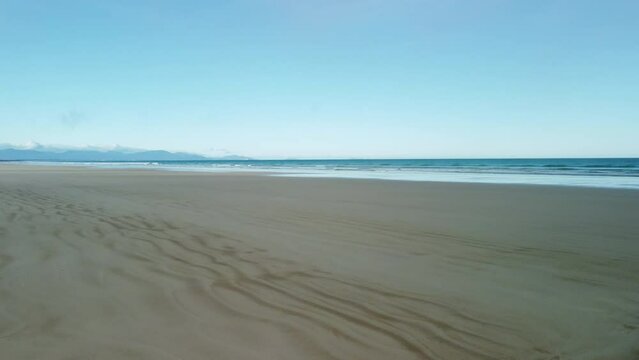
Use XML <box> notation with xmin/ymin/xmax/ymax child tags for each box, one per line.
<box><xmin>0</xmin><ymin>148</ymin><xmax>248</xmax><ymax>161</ymax></box>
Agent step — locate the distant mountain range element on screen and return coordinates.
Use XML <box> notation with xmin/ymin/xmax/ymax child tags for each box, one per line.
<box><xmin>0</xmin><ymin>147</ymin><xmax>250</xmax><ymax>161</ymax></box>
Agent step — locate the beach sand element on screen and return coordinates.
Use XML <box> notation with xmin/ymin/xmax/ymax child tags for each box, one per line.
<box><xmin>1</xmin><ymin>165</ymin><xmax>638</xmax><ymax>359</ymax></box>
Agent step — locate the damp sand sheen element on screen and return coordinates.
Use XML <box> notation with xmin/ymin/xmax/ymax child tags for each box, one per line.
<box><xmin>1</xmin><ymin>165</ymin><xmax>638</xmax><ymax>359</ymax></box>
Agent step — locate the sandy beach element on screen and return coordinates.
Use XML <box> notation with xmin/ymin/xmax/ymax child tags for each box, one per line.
<box><xmin>1</xmin><ymin>165</ymin><xmax>638</xmax><ymax>359</ymax></box>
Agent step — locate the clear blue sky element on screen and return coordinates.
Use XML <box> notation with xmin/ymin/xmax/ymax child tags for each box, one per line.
<box><xmin>1</xmin><ymin>0</ymin><xmax>638</xmax><ymax>158</ymax></box>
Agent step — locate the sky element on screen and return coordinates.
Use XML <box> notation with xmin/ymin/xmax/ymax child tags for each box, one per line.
<box><xmin>1</xmin><ymin>0</ymin><xmax>638</xmax><ymax>159</ymax></box>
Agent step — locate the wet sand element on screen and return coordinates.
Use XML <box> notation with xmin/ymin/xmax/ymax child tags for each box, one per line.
<box><xmin>1</xmin><ymin>165</ymin><xmax>638</xmax><ymax>359</ymax></box>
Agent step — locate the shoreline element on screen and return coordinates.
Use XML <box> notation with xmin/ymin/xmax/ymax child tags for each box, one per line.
<box><xmin>3</xmin><ymin>161</ymin><xmax>639</xmax><ymax>190</ymax></box>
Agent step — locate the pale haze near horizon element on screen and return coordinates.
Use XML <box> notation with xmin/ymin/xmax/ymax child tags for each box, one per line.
<box><xmin>1</xmin><ymin>0</ymin><xmax>638</xmax><ymax>159</ymax></box>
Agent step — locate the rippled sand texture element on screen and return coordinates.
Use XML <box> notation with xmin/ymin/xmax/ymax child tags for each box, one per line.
<box><xmin>1</xmin><ymin>165</ymin><xmax>639</xmax><ymax>359</ymax></box>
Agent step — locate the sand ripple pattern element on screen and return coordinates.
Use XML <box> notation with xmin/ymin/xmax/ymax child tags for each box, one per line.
<box><xmin>2</xmin><ymin>178</ymin><xmax>639</xmax><ymax>360</ymax></box>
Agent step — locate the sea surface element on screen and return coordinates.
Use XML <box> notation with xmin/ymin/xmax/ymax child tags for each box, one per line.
<box><xmin>14</xmin><ymin>158</ymin><xmax>639</xmax><ymax>189</ymax></box>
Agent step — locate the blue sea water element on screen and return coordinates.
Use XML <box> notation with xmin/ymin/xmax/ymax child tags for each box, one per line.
<box><xmin>20</xmin><ymin>158</ymin><xmax>639</xmax><ymax>189</ymax></box>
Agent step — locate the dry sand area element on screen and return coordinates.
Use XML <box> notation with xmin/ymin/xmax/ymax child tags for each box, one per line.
<box><xmin>1</xmin><ymin>165</ymin><xmax>638</xmax><ymax>359</ymax></box>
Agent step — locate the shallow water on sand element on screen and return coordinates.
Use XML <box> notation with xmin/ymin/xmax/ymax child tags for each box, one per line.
<box><xmin>16</xmin><ymin>158</ymin><xmax>639</xmax><ymax>189</ymax></box>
